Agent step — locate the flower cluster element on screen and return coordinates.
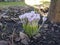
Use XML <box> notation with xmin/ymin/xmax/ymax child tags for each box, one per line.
<box><xmin>19</xmin><ymin>11</ymin><xmax>40</xmax><ymax>37</ymax></box>
<box><xmin>19</xmin><ymin>11</ymin><xmax>40</xmax><ymax>24</ymax></box>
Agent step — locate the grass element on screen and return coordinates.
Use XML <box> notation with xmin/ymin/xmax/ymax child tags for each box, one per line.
<box><xmin>0</xmin><ymin>1</ymin><xmax>50</xmax><ymax>9</ymax></box>
<box><xmin>0</xmin><ymin>2</ymin><xmax>26</xmax><ymax>8</ymax></box>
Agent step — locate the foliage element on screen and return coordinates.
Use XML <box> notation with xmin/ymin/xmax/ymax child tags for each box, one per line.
<box><xmin>23</xmin><ymin>23</ymin><xmax>38</xmax><ymax>37</ymax></box>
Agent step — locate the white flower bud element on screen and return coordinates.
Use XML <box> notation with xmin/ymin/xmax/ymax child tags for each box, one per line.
<box><xmin>42</xmin><ymin>16</ymin><xmax>47</xmax><ymax>22</ymax></box>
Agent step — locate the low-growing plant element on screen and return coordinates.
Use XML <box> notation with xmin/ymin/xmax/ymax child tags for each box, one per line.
<box><xmin>23</xmin><ymin>23</ymin><xmax>39</xmax><ymax>37</ymax></box>
<box><xmin>19</xmin><ymin>11</ymin><xmax>40</xmax><ymax>37</ymax></box>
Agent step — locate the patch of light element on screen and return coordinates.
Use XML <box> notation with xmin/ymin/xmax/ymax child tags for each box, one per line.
<box><xmin>25</xmin><ymin>0</ymin><xmax>42</xmax><ymax>6</ymax></box>
<box><xmin>25</xmin><ymin>0</ymin><xmax>51</xmax><ymax>6</ymax></box>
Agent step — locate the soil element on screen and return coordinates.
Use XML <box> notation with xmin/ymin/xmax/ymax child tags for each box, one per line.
<box><xmin>0</xmin><ymin>6</ymin><xmax>60</xmax><ymax>45</ymax></box>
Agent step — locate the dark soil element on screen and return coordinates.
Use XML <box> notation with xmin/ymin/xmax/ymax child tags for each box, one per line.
<box><xmin>0</xmin><ymin>6</ymin><xmax>60</xmax><ymax>45</ymax></box>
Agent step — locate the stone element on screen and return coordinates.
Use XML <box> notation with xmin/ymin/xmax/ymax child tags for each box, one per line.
<box><xmin>43</xmin><ymin>24</ymin><xmax>48</xmax><ymax>28</ymax></box>
<box><xmin>2</xmin><ymin>16</ymin><xmax>9</xmax><ymax>18</ymax></box>
<box><xmin>0</xmin><ymin>40</ymin><xmax>9</xmax><ymax>45</ymax></box>
<box><xmin>0</xmin><ymin>23</ymin><xmax>2</xmax><ymax>26</ymax></box>
<box><xmin>19</xmin><ymin>32</ymin><xmax>30</xmax><ymax>45</ymax></box>
<box><xmin>33</xmin><ymin>33</ymin><xmax>41</xmax><ymax>39</ymax></box>
<box><xmin>53</xmin><ymin>24</ymin><xmax>58</xmax><ymax>27</ymax></box>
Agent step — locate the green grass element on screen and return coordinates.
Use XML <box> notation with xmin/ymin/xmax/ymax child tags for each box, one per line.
<box><xmin>0</xmin><ymin>1</ymin><xmax>50</xmax><ymax>9</ymax></box>
<box><xmin>0</xmin><ymin>2</ymin><xmax>26</xmax><ymax>8</ymax></box>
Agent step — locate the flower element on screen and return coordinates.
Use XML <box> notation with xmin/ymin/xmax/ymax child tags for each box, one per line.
<box><xmin>19</xmin><ymin>11</ymin><xmax>40</xmax><ymax>37</ymax></box>
<box><xmin>42</xmin><ymin>16</ymin><xmax>47</xmax><ymax>22</ymax></box>
<box><xmin>19</xmin><ymin>11</ymin><xmax>40</xmax><ymax>23</ymax></box>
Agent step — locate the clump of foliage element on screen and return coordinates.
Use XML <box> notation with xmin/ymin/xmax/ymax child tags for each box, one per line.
<box><xmin>19</xmin><ymin>11</ymin><xmax>40</xmax><ymax>37</ymax></box>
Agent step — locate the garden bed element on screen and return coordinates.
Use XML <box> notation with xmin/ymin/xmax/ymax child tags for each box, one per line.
<box><xmin>0</xmin><ymin>6</ymin><xmax>60</xmax><ymax>45</ymax></box>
